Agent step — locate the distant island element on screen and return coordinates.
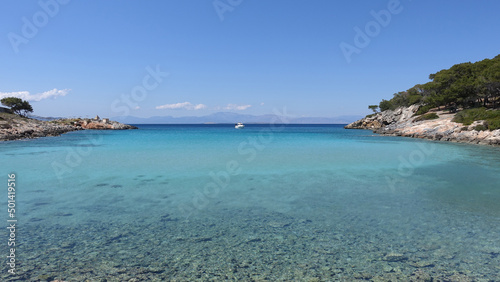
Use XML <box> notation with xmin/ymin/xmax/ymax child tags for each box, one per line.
<box><xmin>346</xmin><ymin>54</ymin><xmax>500</xmax><ymax>146</ymax></box>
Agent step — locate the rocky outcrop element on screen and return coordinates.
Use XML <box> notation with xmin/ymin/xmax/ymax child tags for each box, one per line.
<box><xmin>0</xmin><ymin>114</ymin><xmax>137</xmax><ymax>141</ymax></box>
<box><xmin>345</xmin><ymin>106</ymin><xmax>500</xmax><ymax>146</ymax></box>
<box><xmin>345</xmin><ymin>105</ymin><xmax>421</xmax><ymax>130</ymax></box>
<box><xmin>71</xmin><ymin>118</ymin><xmax>138</xmax><ymax>130</ymax></box>
<box><xmin>0</xmin><ymin>116</ymin><xmax>78</xmax><ymax>141</ymax></box>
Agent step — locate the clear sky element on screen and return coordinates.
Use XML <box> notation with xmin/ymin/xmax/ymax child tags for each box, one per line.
<box><xmin>1</xmin><ymin>0</ymin><xmax>499</xmax><ymax>118</ymax></box>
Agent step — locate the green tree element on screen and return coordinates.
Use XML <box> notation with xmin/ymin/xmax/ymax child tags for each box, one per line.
<box><xmin>368</xmin><ymin>105</ymin><xmax>379</xmax><ymax>113</ymax></box>
<box><xmin>374</xmin><ymin>54</ymin><xmax>500</xmax><ymax>113</ymax></box>
<box><xmin>379</xmin><ymin>99</ymin><xmax>394</xmax><ymax>112</ymax></box>
<box><xmin>1</xmin><ymin>97</ymin><xmax>33</xmax><ymax>117</ymax></box>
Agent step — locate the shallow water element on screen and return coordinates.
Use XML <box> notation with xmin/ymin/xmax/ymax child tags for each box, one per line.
<box><xmin>1</xmin><ymin>124</ymin><xmax>499</xmax><ymax>281</ymax></box>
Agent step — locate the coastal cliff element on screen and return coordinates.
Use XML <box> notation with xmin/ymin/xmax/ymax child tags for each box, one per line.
<box><xmin>0</xmin><ymin>113</ymin><xmax>137</xmax><ymax>141</ymax></box>
<box><xmin>345</xmin><ymin>105</ymin><xmax>500</xmax><ymax>146</ymax></box>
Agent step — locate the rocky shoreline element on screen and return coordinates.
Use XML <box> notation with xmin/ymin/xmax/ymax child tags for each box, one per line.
<box><xmin>345</xmin><ymin>105</ymin><xmax>500</xmax><ymax>146</ymax></box>
<box><xmin>0</xmin><ymin>114</ymin><xmax>137</xmax><ymax>141</ymax></box>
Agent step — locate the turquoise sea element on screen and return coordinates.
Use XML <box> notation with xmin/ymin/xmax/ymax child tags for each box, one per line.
<box><xmin>1</xmin><ymin>124</ymin><xmax>500</xmax><ymax>281</ymax></box>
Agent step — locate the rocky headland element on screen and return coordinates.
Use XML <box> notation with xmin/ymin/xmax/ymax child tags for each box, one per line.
<box><xmin>345</xmin><ymin>105</ymin><xmax>500</xmax><ymax>146</ymax></box>
<box><xmin>0</xmin><ymin>113</ymin><xmax>137</xmax><ymax>141</ymax></box>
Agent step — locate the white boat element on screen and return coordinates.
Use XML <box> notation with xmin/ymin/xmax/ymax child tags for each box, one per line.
<box><xmin>235</xmin><ymin>122</ymin><xmax>245</xmax><ymax>129</ymax></box>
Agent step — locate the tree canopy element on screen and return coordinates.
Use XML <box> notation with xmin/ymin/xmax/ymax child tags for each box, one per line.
<box><xmin>1</xmin><ymin>97</ymin><xmax>33</xmax><ymax>117</ymax></box>
<box><xmin>375</xmin><ymin>54</ymin><xmax>500</xmax><ymax>113</ymax></box>
<box><xmin>368</xmin><ymin>105</ymin><xmax>379</xmax><ymax>113</ymax></box>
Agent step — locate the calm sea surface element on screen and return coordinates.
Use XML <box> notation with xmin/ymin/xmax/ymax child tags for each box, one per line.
<box><xmin>1</xmin><ymin>124</ymin><xmax>499</xmax><ymax>280</ymax></box>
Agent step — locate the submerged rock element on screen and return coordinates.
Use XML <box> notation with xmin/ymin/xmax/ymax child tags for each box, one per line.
<box><xmin>409</xmin><ymin>269</ymin><xmax>432</xmax><ymax>282</ymax></box>
<box><xmin>383</xmin><ymin>253</ymin><xmax>408</xmax><ymax>262</ymax></box>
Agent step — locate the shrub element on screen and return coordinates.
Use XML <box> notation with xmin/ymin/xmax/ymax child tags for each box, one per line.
<box><xmin>453</xmin><ymin>108</ymin><xmax>500</xmax><ymax>130</ymax></box>
<box><xmin>487</xmin><ymin>118</ymin><xmax>500</xmax><ymax>130</ymax></box>
<box><xmin>453</xmin><ymin>108</ymin><xmax>499</xmax><ymax>124</ymax></box>
<box><xmin>414</xmin><ymin>113</ymin><xmax>439</xmax><ymax>122</ymax></box>
<box><xmin>474</xmin><ymin>124</ymin><xmax>487</xmax><ymax>131</ymax></box>
<box><xmin>415</xmin><ymin>105</ymin><xmax>433</xmax><ymax>115</ymax></box>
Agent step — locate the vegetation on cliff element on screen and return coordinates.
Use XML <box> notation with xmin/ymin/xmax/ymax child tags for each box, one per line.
<box><xmin>366</xmin><ymin>55</ymin><xmax>500</xmax><ymax>130</ymax></box>
<box><xmin>413</xmin><ymin>113</ymin><xmax>439</xmax><ymax>122</ymax></box>
<box><xmin>452</xmin><ymin>108</ymin><xmax>500</xmax><ymax>130</ymax></box>
<box><xmin>1</xmin><ymin>97</ymin><xmax>33</xmax><ymax>117</ymax></box>
<box><xmin>374</xmin><ymin>55</ymin><xmax>500</xmax><ymax>113</ymax></box>
<box><xmin>347</xmin><ymin>56</ymin><xmax>500</xmax><ymax>144</ymax></box>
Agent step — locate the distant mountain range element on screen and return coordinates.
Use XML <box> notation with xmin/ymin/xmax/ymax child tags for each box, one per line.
<box><xmin>28</xmin><ymin>114</ymin><xmax>63</xmax><ymax>121</ymax></box>
<box><xmin>111</xmin><ymin>112</ymin><xmax>362</xmax><ymax>124</ymax></box>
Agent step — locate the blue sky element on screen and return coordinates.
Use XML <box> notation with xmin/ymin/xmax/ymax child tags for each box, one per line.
<box><xmin>1</xmin><ymin>0</ymin><xmax>499</xmax><ymax>118</ymax></box>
